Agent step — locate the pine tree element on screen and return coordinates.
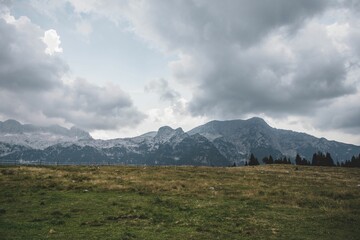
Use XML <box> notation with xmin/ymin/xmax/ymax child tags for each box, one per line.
<box><xmin>312</xmin><ymin>152</ymin><xmax>318</xmax><ymax>166</ymax></box>
<box><xmin>295</xmin><ymin>154</ymin><xmax>302</xmax><ymax>165</ymax></box>
<box><xmin>262</xmin><ymin>155</ymin><xmax>275</xmax><ymax>164</ymax></box>
<box><xmin>342</xmin><ymin>154</ymin><xmax>360</xmax><ymax>168</ymax></box>
<box><xmin>356</xmin><ymin>154</ymin><xmax>360</xmax><ymax>167</ymax></box>
<box><xmin>268</xmin><ymin>155</ymin><xmax>274</xmax><ymax>164</ymax></box>
<box><xmin>325</xmin><ymin>152</ymin><xmax>334</xmax><ymax>166</ymax></box>
<box><xmin>248</xmin><ymin>153</ymin><xmax>260</xmax><ymax>166</ymax></box>
<box><xmin>311</xmin><ymin>152</ymin><xmax>335</xmax><ymax>166</ymax></box>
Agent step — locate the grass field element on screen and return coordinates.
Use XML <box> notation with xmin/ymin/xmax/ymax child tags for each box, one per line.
<box><xmin>0</xmin><ymin>165</ymin><xmax>359</xmax><ymax>240</ymax></box>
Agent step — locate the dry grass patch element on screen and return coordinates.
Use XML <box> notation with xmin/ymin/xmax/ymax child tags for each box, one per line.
<box><xmin>0</xmin><ymin>164</ymin><xmax>359</xmax><ymax>240</ymax></box>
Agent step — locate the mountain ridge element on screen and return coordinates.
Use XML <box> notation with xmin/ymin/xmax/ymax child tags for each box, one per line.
<box><xmin>0</xmin><ymin>118</ymin><xmax>359</xmax><ymax>166</ymax></box>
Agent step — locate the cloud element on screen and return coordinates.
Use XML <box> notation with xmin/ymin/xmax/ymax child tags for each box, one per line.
<box><xmin>187</xmin><ymin>18</ymin><xmax>355</xmax><ymax>118</ymax></box>
<box><xmin>116</xmin><ymin>0</ymin><xmax>332</xmax><ymax>51</ymax></box>
<box><xmin>0</xmin><ymin>9</ymin><xmax>145</xmax><ymax>130</ymax></box>
<box><xmin>0</xmin><ymin>15</ymin><xmax>67</xmax><ymax>91</ymax></box>
<box><xmin>65</xmin><ymin>0</ymin><xmax>128</xmax><ymax>24</ymax></box>
<box><xmin>144</xmin><ymin>78</ymin><xmax>189</xmax><ymax>116</ymax></box>
<box><xmin>59</xmin><ymin>0</ymin><xmax>360</xmax><ymax>134</ymax></box>
<box><xmin>42</xmin><ymin>29</ymin><xmax>63</xmax><ymax>55</ymax></box>
<box><xmin>40</xmin><ymin>78</ymin><xmax>145</xmax><ymax>130</ymax></box>
<box><xmin>19</xmin><ymin>1</ymin><xmax>360</xmax><ymax>138</ymax></box>
<box><xmin>313</xmin><ymin>88</ymin><xmax>360</xmax><ymax>133</ymax></box>
<box><xmin>144</xmin><ymin>78</ymin><xmax>180</xmax><ymax>103</ymax></box>
<box><xmin>101</xmin><ymin>0</ymin><xmax>358</xmax><ymax>126</ymax></box>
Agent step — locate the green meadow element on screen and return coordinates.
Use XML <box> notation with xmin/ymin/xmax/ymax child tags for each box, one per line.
<box><xmin>0</xmin><ymin>165</ymin><xmax>359</xmax><ymax>239</ymax></box>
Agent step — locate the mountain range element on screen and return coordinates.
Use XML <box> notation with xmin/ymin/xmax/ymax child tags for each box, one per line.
<box><xmin>0</xmin><ymin>118</ymin><xmax>359</xmax><ymax>166</ymax></box>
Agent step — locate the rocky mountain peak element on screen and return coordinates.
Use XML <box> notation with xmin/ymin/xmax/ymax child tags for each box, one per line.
<box><xmin>156</xmin><ymin>126</ymin><xmax>174</xmax><ymax>135</ymax></box>
<box><xmin>174</xmin><ymin>127</ymin><xmax>184</xmax><ymax>134</ymax></box>
<box><xmin>70</xmin><ymin>126</ymin><xmax>92</xmax><ymax>140</ymax></box>
<box><xmin>154</xmin><ymin>126</ymin><xmax>185</xmax><ymax>144</ymax></box>
<box><xmin>246</xmin><ymin>117</ymin><xmax>269</xmax><ymax>127</ymax></box>
<box><xmin>0</xmin><ymin>119</ymin><xmax>23</xmax><ymax>133</ymax></box>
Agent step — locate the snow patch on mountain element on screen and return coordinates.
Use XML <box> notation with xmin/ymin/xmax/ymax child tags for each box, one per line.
<box><xmin>0</xmin><ymin>120</ymin><xmax>92</xmax><ymax>149</ymax></box>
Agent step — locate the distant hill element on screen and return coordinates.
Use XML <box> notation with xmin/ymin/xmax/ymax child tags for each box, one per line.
<box><xmin>0</xmin><ymin>118</ymin><xmax>359</xmax><ymax>166</ymax></box>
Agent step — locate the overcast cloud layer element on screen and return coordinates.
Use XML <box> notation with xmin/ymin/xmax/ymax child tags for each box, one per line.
<box><xmin>0</xmin><ymin>1</ymin><xmax>359</xmax><ymax>142</ymax></box>
<box><xmin>62</xmin><ymin>0</ymin><xmax>360</xmax><ymax>133</ymax></box>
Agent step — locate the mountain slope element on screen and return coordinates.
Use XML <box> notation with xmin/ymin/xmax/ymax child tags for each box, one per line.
<box><xmin>0</xmin><ymin>123</ymin><xmax>229</xmax><ymax>166</ymax></box>
<box><xmin>0</xmin><ymin>118</ymin><xmax>359</xmax><ymax>166</ymax></box>
<box><xmin>188</xmin><ymin>117</ymin><xmax>360</xmax><ymax>163</ymax></box>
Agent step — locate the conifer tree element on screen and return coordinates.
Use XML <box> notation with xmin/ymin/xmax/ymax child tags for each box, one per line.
<box><xmin>325</xmin><ymin>152</ymin><xmax>335</xmax><ymax>166</ymax></box>
<box><xmin>312</xmin><ymin>153</ymin><xmax>318</xmax><ymax>166</ymax></box>
<box><xmin>295</xmin><ymin>154</ymin><xmax>302</xmax><ymax>165</ymax></box>
<box><xmin>248</xmin><ymin>153</ymin><xmax>260</xmax><ymax>166</ymax></box>
<box><xmin>268</xmin><ymin>155</ymin><xmax>274</xmax><ymax>164</ymax></box>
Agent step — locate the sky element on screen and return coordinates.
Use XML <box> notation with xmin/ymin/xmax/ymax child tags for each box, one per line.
<box><xmin>0</xmin><ymin>0</ymin><xmax>359</xmax><ymax>144</ymax></box>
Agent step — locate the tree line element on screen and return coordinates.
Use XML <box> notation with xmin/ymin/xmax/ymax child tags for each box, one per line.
<box><xmin>243</xmin><ymin>152</ymin><xmax>360</xmax><ymax>168</ymax></box>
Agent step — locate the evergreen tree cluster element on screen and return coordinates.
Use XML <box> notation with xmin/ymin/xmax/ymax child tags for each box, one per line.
<box><xmin>247</xmin><ymin>153</ymin><xmax>260</xmax><ymax>166</ymax></box>
<box><xmin>311</xmin><ymin>152</ymin><xmax>335</xmax><ymax>166</ymax></box>
<box><xmin>245</xmin><ymin>152</ymin><xmax>360</xmax><ymax>168</ymax></box>
<box><xmin>273</xmin><ymin>157</ymin><xmax>291</xmax><ymax>164</ymax></box>
<box><xmin>341</xmin><ymin>154</ymin><xmax>360</xmax><ymax>168</ymax></box>
<box><xmin>262</xmin><ymin>155</ymin><xmax>274</xmax><ymax>164</ymax></box>
<box><xmin>295</xmin><ymin>154</ymin><xmax>311</xmax><ymax>165</ymax></box>
<box><xmin>262</xmin><ymin>155</ymin><xmax>291</xmax><ymax>164</ymax></box>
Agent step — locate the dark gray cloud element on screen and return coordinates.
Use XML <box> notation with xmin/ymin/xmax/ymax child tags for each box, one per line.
<box><xmin>183</xmin><ymin>18</ymin><xmax>355</xmax><ymax>118</ymax></box>
<box><xmin>41</xmin><ymin>78</ymin><xmax>145</xmax><ymax>130</ymax></box>
<box><xmin>7</xmin><ymin>0</ymin><xmax>360</xmax><ymax>137</ymax></box>
<box><xmin>118</xmin><ymin>0</ymin><xmax>332</xmax><ymax>50</ymax></box>
<box><xmin>0</xmin><ymin>10</ymin><xmax>145</xmax><ymax>130</ymax></box>
<box><xmin>111</xmin><ymin>0</ymin><xmax>358</xmax><ymax>127</ymax></box>
<box><xmin>0</xmin><ymin>18</ymin><xmax>67</xmax><ymax>91</ymax></box>
<box><xmin>313</xmin><ymin>93</ymin><xmax>360</xmax><ymax>133</ymax></box>
<box><xmin>64</xmin><ymin>0</ymin><xmax>358</xmax><ymax>133</ymax></box>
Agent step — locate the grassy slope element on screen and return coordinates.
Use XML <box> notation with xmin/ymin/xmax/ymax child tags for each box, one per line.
<box><xmin>0</xmin><ymin>165</ymin><xmax>359</xmax><ymax>240</ymax></box>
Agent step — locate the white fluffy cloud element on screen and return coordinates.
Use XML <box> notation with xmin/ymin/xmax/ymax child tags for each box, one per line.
<box><xmin>42</xmin><ymin>29</ymin><xmax>63</xmax><ymax>55</ymax></box>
